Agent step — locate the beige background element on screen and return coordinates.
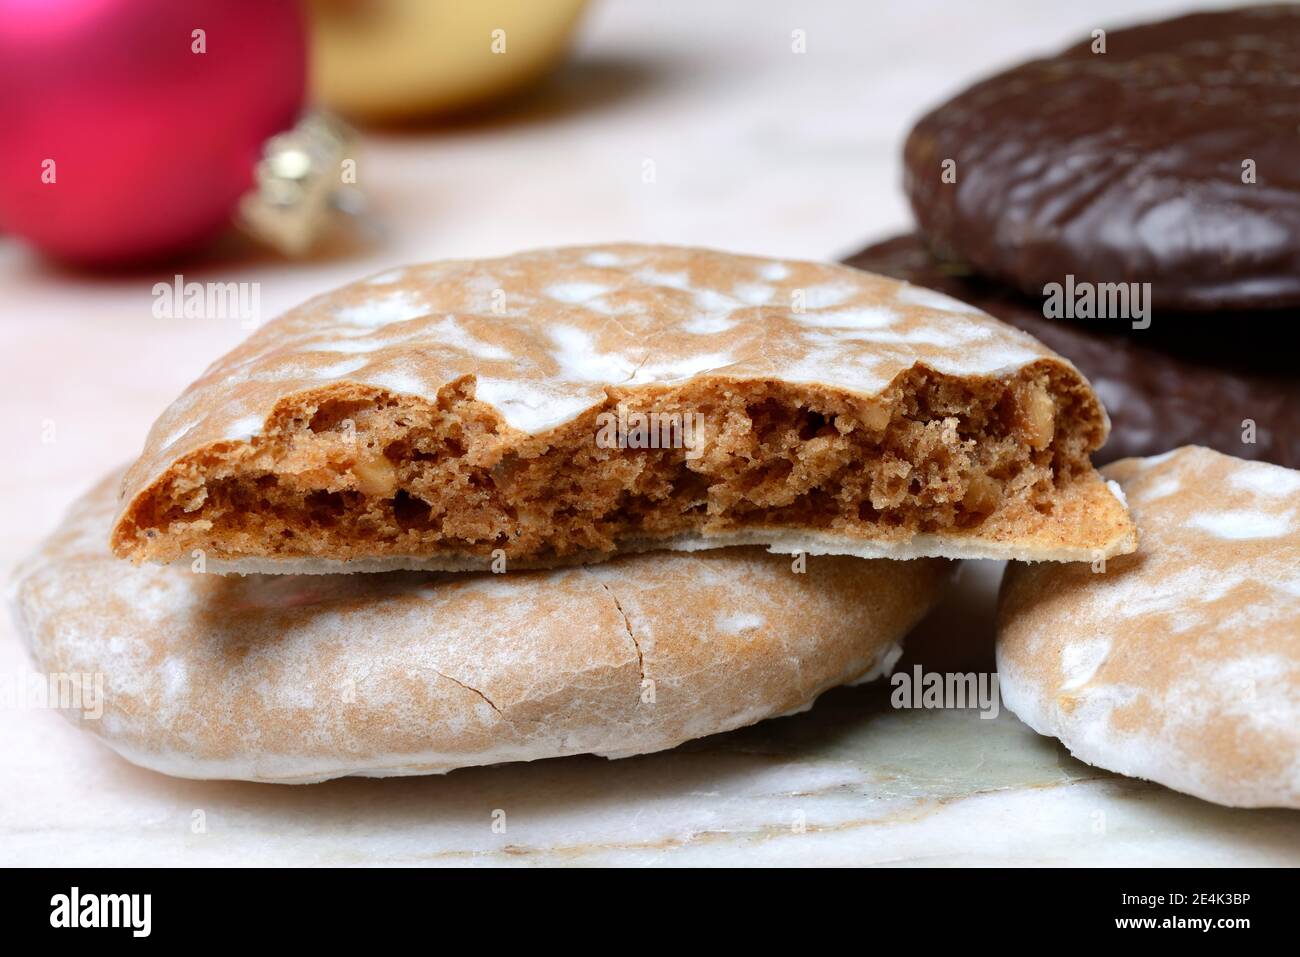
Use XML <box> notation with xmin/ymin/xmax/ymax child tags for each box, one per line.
<box><xmin>4</xmin><ymin>0</ymin><xmax>1294</xmax><ymax>865</ymax></box>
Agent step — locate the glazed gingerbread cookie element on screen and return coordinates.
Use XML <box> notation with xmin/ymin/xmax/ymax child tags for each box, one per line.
<box><xmin>998</xmin><ymin>446</ymin><xmax>1300</xmax><ymax>808</ymax></box>
<box><xmin>112</xmin><ymin>244</ymin><xmax>1133</xmax><ymax>573</ymax></box>
<box><xmin>15</xmin><ymin>471</ymin><xmax>951</xmax><ymax>782</ymax></box>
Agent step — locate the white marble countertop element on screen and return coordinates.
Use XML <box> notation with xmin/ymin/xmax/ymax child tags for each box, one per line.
<box><xmin>3</xmin><ymin>0</ymin><xmax>1294</xmax><ymax>866</ymax></box>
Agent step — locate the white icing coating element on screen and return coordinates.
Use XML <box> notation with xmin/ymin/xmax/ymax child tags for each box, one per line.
<box><xmin>715</xmin><ymin>611</ymin><xmax>766</xmax><ymax>634</ymax></box>
<box><xmin>548</xmin><ymin>325</ymin><xmax>639</xmax><ymax>382</ymax></box>
<box><xmin>334</xmin><ymin>290</ymin><xmax>428</xmax><ymax>328</ymax></box>
<box><xmin>473</xmin><ymin>377</ymin><xmax>595</xmax><ymax>434</ymax></box>
<box><xmin>545</xmin><ymin>281</ymin><xmax>611</xmax><ymax>304</ymax></box>
<box><xmin>307</xmin><ymin>336</ymin><xmax>396</xmax><ymax>354</ymax></box>
<box><xmin>1141</xmin><ymin>474</ymin><xmax>1181</xmax><ymax>501</ymax></box>
<box><xmin>364</xmin><ymin>370</ymin><xmax>428</xmax><ymax>397</ymax></box>
<box><xmin>791</xmin><ymin>305</ymin><xmax>898</xmax><ymax>329</ymax></box>
<box><xmin>1230</xmin><ymin>464</ymin><xmax>1300</xmax><ymax>498</ymax></box>
<box><xmin>159</xmin><ymin>422</ymin><xmax>195</xmax><ymax>451</ymax></box>
<box><xmin>732</xmin><ymin>282</ymin><xmax>775</xmax><ymax>305</ymax></box>
<box><xmin>634</xmin><ymin>350</ymin><xmax>735</xmax><ymax>383</ymax></box>
<box><xmin>683</xmin><ymin>314</ymin><xmax>739</xmax><ymax>335</ymax></box>
<box><xmin>1059</xmin><ymin>639</ymin><xmax>1111</xmax><ymax>691</ymax></box>
<box><xmin>426</xmin><ymin>317</ymin><xmax>512</xmax><ymax>361</ymax></box>
<box><xmin>895</xmin><ymin>283</ymin><xmax>983</xmax><ymax>314</ymax></box>
<box><xmin>635</xmin><ymin>269</ymin><xmax>691</xmax><ymax>290</ymax></box>
<box><xmin>1105</xmin><ymin>479</ymin><xmax>1127</xmax><ymax>508</ymax></box>
<box><xmin>314</xmin><ymin>357</ymin><xmax>370</xmax><ymax>380</ymax></box>
<box><xmin>797</xmin><ymin>282</ymin><xmax>856</xmax><ymax>309</ymax></box>
<box><xmin>224</xmin><ymin>415</ymin><xmax>263</xmax><ymax>441</ymax></box>
<box><xmin>1188</xmin><ymin>510</ymin><xmax>1293</xmax><ymax>540</ymax></box>
<box><xmin>692</xmin><ymin>288</ymin><xmax>743</xmax><ymax>323</ymax></box>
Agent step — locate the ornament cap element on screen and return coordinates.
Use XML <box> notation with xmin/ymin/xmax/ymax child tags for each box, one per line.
<box><xmin>238</xmin><ymin>111</ymin><xmax>361</xmax><ymax>256</ymax></box>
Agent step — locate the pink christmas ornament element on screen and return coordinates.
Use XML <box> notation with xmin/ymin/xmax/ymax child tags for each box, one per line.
<box><xmin>0</xmin><ymin>0</ymin><xmax>307</xmax><ymax>263</ymax></box>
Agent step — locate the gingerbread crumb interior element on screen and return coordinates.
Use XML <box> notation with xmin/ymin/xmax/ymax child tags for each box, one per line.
<box><xmin>113</xmin><ymin>362</ymin><xmax>1105</xmax><ymax>565</ymax></box>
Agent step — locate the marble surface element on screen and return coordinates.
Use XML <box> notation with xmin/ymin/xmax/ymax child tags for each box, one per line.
<box><xmin>2</xmin><ymin>0</ymin><xmax>1294</xmax><ymax>866</ymax></box>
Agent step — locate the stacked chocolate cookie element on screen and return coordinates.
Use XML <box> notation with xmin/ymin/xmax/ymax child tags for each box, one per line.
<box><xmin>848</xmin><ymin>4</ymin><xmax>1300</xmax><ymax>469</ymax></box>
<box><xmin>845</xmin><ymin>5</ymin><xmax>1300</xmax><ymax>808</ymax></box>
<box><xmin>12</xmin><ymin>244</ymin><xmax>1136</xmax><ymax>783</ymax></box>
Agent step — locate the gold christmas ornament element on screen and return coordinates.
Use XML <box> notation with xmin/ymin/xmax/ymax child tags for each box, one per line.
<box><xmin>308</xmin><ymin>0</ymin><xmax>590</xmax><ymax>121</ymax></box>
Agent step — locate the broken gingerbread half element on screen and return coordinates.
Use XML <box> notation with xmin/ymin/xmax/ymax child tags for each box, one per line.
<box><xmin>112</xmin><ymin>244</ymin><xmax>1135</xmax><ymax>573</ymax></box>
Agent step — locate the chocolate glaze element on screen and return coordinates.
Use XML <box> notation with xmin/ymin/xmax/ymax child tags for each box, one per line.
<box><xmin>842</xmin><ymin>235</ymin><xmax>1298</xmax><ymax>467</ymax></box>
<box><xmin>904</xmin><ymin>4</ymin><xmax>1300</xmax><ymax>312</ymax></box>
